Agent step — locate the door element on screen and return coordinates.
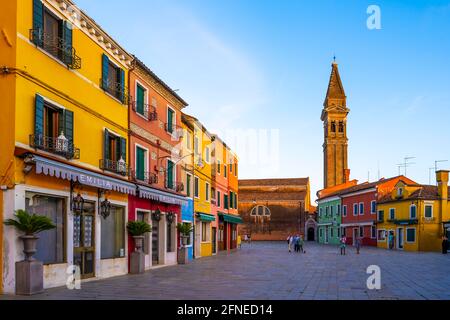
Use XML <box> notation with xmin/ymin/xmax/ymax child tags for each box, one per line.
<box><xmin>151</xmin><ymin>217</ymin><xmax>159</xmax><ymax>264</ymax></box>
<box><xmin>397</xmin><ymin>228</ymin><xmax>404</xmax><ymax>250</ymax></box>
<box><xmin>73</xmin><ymin>202</ymin><xmax>95</xmax><ymax>279</ymax></box>
<box><xmin>307</xmin><ymin>227</ymin><xmax>315</xmax><ymax>241</ymax></box>
<box><xmin>212</xmin><ymin>227</ymin><xmax>217</xmax><ymax>254</ymax></box>
<box><xmin>353</xmin><ymin>228</ymin><xmax>358</xmax><ymax>246</ymax></box>
<box><xmin>218</xmin><ymin>223</ymin><xmax>224</xmax><ymax>251</ymax></box>
<box><xmin>195</xmin><ymin>221</ymin><xmax>201</xmax><ymax>258</ymax></box>
<box><xmin>325</xmin><ymin>226</ymin><xmax>329</xmax><ymax>243</ymax></box>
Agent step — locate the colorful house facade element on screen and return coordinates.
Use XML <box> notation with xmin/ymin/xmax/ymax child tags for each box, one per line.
<box><xmin>317</xmin><ymin>196</ymin><xmax>342</xmax><ymax>245</ymax></box>
<box><xmin>376</xmin><ymin>171</ymin><xmax>449</xmax><ymax>252</ymax></box>
<box><xmin>127</xmin><ymin>57</ymin><xmax>189</xmax><ymax>269</ymax></box>
<box><xmin>1</xmin><ymin>0</ymin><xmax>136</xmax><ymax>293</ymax></box>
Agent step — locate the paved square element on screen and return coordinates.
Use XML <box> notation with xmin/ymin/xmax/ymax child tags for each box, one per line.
<box><xmin>2</xmin><ymin>242</ymin><xmax>449</xmax><ymax>300</ymax></box>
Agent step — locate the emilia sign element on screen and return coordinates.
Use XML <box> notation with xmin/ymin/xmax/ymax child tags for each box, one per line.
<box><xmin>79</xmin><ymin>173</ymin><xmax>114</xmax><ymax>190</ymax></box>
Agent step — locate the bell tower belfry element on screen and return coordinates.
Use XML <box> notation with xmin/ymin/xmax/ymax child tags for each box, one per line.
<box><xmin>321</xmin><ymin>62</ymin><xmax>350</xmax><ymax>189</ymax></box>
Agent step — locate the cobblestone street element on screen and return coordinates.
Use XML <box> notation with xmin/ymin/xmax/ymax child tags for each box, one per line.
<box><xmin>2</xmin><ymin>242</ymin><xmax>449</xmax><ymax>300</ymax></box>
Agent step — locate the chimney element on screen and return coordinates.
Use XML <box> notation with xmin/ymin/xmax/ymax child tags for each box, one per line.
<box><xmin>344</xmin><ymin>169</ymin><xmax>350</xmax><ymax>183</ymax></box>
<box><xmin>436</xmin><ymin>170</ymin><xmax>449</xmax><ymax>199</ymax></box>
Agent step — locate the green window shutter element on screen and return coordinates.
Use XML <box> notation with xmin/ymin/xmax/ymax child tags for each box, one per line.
<box><xmin>217</xmin><ymin>192</ymin><xmax>221</xmax><ymax>207</ymax></box>
<box><xmin>101</xmin><ymin>54</ymin><xmax>109</xmax><ymax>90</ymax></box>
<box><xmin>136</xmin><ymin>147</ymin><xmax>145</xmax><ymax>180</ymax></box>
<box><xmin>104</xmin><ymin>130</ymin><xmax>110</xmax><ymax>160</ymax></box>
<box><xmin>136</xmin><ymin>85</ymin><xmax>145</xmax><ymax>115</ymax></box>
<box><xmin>234</xmin><ymin>193</ymin><xmax>238</xmax><ymax>209</ymax></box>
<box><xmin>224</xmin><ymin>195</ymin><xmax>228</xmax><ymax>209</ymax></box>
<box><xmin>34</xmin><ymin>94</ymin><xmax>44</xmax><ymax>138</ymax></box>
<box><xmin>120</xmin><ymin>137</ymin><xmax>126</xmax><ymax>161</ymax></box>
<box><xmin>33</xmin><ymin>0</ymin><xmax>44</xmax><ymax>46</ymax></box>
<box><xmin>167</xmin><ymin>160</ymin><xmax>174</xmax><ymax>189</ymax></box>
<box><xmin>62</xmin><ymin>21</ymin><xmax>73</xmax><ymax>66</ymax></box>
<box><xmin>64</xmin><ymin>110</ymin><xmax>74</xmax><ymax>142</ymax></box>
<box><xmin>167</xmin><ymin>108</ymin><xmax>174</xmax><ymax>132</ymax></box>
<box><xmin>119</xmin><ymin>69</ymin><xmax>125</xmax><ymax>103</ymax></box>
<box><xmin>186</xmin><ymin>175</ymin><xmax>191</xmax><ymax>196</ymax></box>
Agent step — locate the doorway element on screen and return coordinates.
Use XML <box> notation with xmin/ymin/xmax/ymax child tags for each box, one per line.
<box><xmin>397</xmin><ymin>228</ymin><xmax>404</xmax><ymax>250</ymax></box>
<box><xmin>152</xmin><ymin>216</ymin><xmax>160</xmax><ymax>265</ymax></box>
<box><xmin>307</xmin><ymin>227</ymin><xmax>315</xmax><ymax>241</ymax></box>
<box><xmin>73</xmin><ymin>201</ymin><xmax>95</xmax><ymax>279</ymax></box>
<box><xmin>212</xmin><ymin>227</ymin><xmax>217</xmax><ymax>254</ymax></box>
<box><xmin>353</xmin><ymin>228</ymin><xmax>358</xmax><ymax>246</ymax></box>
<box><xmin>325</xmin><ymin>226</ymin><xmax>329</xmax><ymax>243</ymax></box>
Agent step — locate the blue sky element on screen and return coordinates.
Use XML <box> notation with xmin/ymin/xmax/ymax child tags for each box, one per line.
<box><xmin>75</xmin><ymin>0</ymin><xmax>450</xmax><ymax>197</ymax></box>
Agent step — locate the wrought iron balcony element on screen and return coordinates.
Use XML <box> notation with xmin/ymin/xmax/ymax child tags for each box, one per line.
<box><xmin>164</xmin><ymin>123</ymin><xmax>183</xmax><ymax>140</ymax></box>
<box><xmin>164</xmin><ymin>177</ymin><xmax>184</xmax><ymax>192</ymax></box>
<box><xmin>30</xmin><ymin>134</ymin><xmax>80</xmax><ymax>160</ymax></box>
<box><xmin>130</xmin><ymin>101</ymin><xmax>157</xmax><ymax>121</ymax></box>
<box><xmin>100</xmin><ymin>78</ymin><xmax>129</xmax><ymax>104</ymax></box>
<box><xmin>99</xmin><ymin>159</ymin><xmax>129</xmax><ymax>176</ymax></box>
<box><xmin>29</xmin><ymin>29</ymin><xmax>81</xmax><ymax>69</ymax></box>
<box><xmin>130</xmin><ymin>169</ymin><xmax>158</xmax><ymax>185</ymax></box>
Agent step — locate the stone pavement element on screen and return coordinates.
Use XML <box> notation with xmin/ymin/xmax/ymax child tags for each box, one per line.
<box><xmin>2</xmin><ymin>242</ymin><xmax>449</xmax><ymax>300</ymax></box>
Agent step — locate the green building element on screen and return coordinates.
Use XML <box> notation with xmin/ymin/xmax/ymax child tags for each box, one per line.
<box><xmin>317</xmin><ymin>196</ymin><xmax>342</xmax><ymax>245</ymax></box>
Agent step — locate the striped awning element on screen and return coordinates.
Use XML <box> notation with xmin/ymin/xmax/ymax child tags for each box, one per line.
<box><xmin>138</xmin><ymin>185</ymin><xmax>189</xmax><ymax>206</ymax></box>
<box><xmin>218</xmin><ymin>212</ymin><xmax>243</xmax><ymax>224</ymax></box>
<box><xmin>34</xmin><ymin>155</ymin><xmax>136</xmax><ymax>195</ymax></box>
<box><xmin>196</xmin><ymin>213</ymin><xmax>216</xmax><ymax>222</ymax></box>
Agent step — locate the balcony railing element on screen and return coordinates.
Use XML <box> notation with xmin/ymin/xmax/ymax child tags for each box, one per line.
<box><xmin>130</xmin><ymin>169</ymin><xmax>158</xmax><ymax>185</ymax></box>
<box><xmin>164</xmin><ymin>177</ymin><xmax>184</xmax><ymax>192</ymax></box>
<box><xmin>164</xmin><ymin>123</ymin><xmax>183</xmax><ymax>141</ymax></box>
<box><xmin>30</xmin><ymin>134</ymin><xmax>80</xmax><ymax>160</ymax></box>
<box><xmin>29</xmin><ymin>29</ymin><xmax>81</xmax><ymax>69</ymax></box>
<box><xmin>130</xmin><ymin>101</ymin><xmax>157</xmax><ymax>121</ymax></box>
<box><xmin>99</xmin><ymin>159</ymin><xmax>129</xmax><ymax>176</ymax></box>
<box><xmin>100</xmin><ymin>78</ymin><xmax>129</xmax><ymax>104</ymax></box>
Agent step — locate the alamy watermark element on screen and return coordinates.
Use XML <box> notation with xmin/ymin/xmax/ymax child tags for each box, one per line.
<box><xmin>367</xmin><ymin>5</ymin><xmax>382</xmax><ymax>30</ymax></box>
<box><xmin>366</xmin><ymin>265</ymin><xmax>381</xmax><ymax>290</ymax></box>
<box><xmin>66</xmin><ymin>265</ymin><xmax>81</xmax><ymax>290</ymax></box>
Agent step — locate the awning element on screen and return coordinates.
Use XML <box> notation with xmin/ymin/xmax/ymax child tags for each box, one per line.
<box><xmin>139</xmin><ymin>185</ymin><xmax>189</xmax><ymax>206</ymax></box>
<box><xmin>340</xmin><ymin>222</ymin><xmax>374</xmax><ymax>228</ymax></box>
<box><xmin>196</xmin><ymin>213</ymin><xmax>216</xmax><ymax>222</ymax></box>
<box><xmin>218</xmin><ymin>212</ymin><xmax>243</xmax><ymax>224</ymax></box>
<box><xmin>34</xmin><ymin>155</ymin><xmax>136</xmax><ymax>195</ymax></box>
<box><xmin>317</xmin><ymin>222</ymin><xmax>332</xmax><ymax>226</ymax></box>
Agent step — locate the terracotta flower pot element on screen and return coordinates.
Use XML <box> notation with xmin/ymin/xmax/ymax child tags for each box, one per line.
<box><xmin>20</xmin><ymin>235</ymin><xmax>39</xmax><ymax>262</ymax></box>
<box><xmin>133</xmin><ymin>236</ymin><xmax>145</xmax><ymax>252</ymax></box>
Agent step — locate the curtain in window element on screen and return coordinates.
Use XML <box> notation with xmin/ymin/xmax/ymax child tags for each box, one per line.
<box><xmin>101</xmin><ymin>206</ymin><xmax>125</xmax><ymax>259</ymax></box>
<box><xmin>25</xmin><ymin>195</ymin><xmax>65</xmax><ymax>264</ymax></box>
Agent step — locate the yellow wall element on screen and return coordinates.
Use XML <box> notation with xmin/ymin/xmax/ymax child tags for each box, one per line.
<box><xmin>193</xmin><ymin>122</ymin><xmax>212</xmax><ymax>216</ymax></box>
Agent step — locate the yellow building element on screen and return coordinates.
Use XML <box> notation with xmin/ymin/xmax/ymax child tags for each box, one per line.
<box><xmin>181</xmin><ymin>114</ymin><xmax>215</xmax><ymax>258</ymax></box>
<box><xmin>376</xmin><ymin>171</ymin><xmax>449</xmax><ymax>252</ymax></box>
<box><xmin>0</xmin><ymin>0</ymin><xmax>134</xmax><ymax>293</ymax></box>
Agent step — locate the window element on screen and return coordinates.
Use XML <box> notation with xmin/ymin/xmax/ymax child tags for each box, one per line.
<box><xmin>194</xmin><ymin>176</ymin><xmax>199</xmax><ymax>198</ymax></box>
<box><xmin>338</xmin><ymin>121</ymin><xmax>344</xmax><ymax>133</ymax></box>
<box><xmin>136</xmin><ymin>211</ymin><xmax>149</xmax><ymax>254</ymax></box>
<box><xmin>224</xmin><ymin>165</ymin><xmax>228</xmax><ymax>178</ymax></box>
<box><xmin>201</xmin><ymin>222</ymin><xmax>210</xmax><ymax>242</ymax></box>
<box><xmin>330</xmin><ymin>228</ymin><xmax>334</xmax><ymax>238</ymax></box>
<box><xmin>353</xmin><ymin>203</ymin><xmax>358</xmax><ymax>216</ymax></box>
<box><xmin>330</xmin><ymin>205</ymin><xmax>334</xmax><ymax>216</ymax></box>
<box><xmin>217</xmin><ymin>191</ymin><xmax>221</xmax><ymax>207</ymax></box>
<box><xmin>397</xmin><ymin>188</ymin><xmax>403</xmax><ymax>197</ymax></box>
<box><xmin>166</xmin><ymin>159</ymin><xmax>175</xmax><ymax>190</ymax></box>
<box><xmin>359</xmin><ymin>226</ymin><xmax>364</xmax><ymax>237</ymax></box>
<box><xmin>217</xmin><ymin>160</ymin><xmax>221</xmax><ymax>174</ymax></box>
<box><xmin>331</xmin><ymin>121</ymin><xmax>336</xmax><ymax>133</ymax></box>
<box><xmin>166</xmin><ymin>107</ymin><xmax>175</xmax><ymax>134</ymax></box>
<box><xmin>410</xmin><ymin>204</ymin><xmax>417</xmax><ymax>219</ymax></box>
<box><xmin>406</xmin><ymin>228</ymin><xmax>416</xmax><ymax>243</ymax></box>
<box><xmin>194</xmin><ymin>136</ymin><xmax>200</xmax><ymax>155</ymax></box>
<box><xmin>371</xmin><ymin>226</ymin><xmax>376</xmax><ymax>239</ymax></box>
<box><xmin>205</xmin><ymin>182</ymin><xmax>210</xmax><ymax>201</ymax></box>
<box><xmin>205</xmin><ymin>147</ymin><xmax>210</xmax><ymax>163</ymax></box>
<box><xmin>343</xmin><ymin>205</ymin><xmax>347</xmax><ymax>217</ymax></box>
<box><xmin>135</xmin><ymin>83</ymin><xmax>147</xmax><ymax>116</ymax></box>
<box><xmin>135</xmin><ymin>146</ymin><xmax>147</xmax><ymax>181</ymax></box>
<box><xmin>229</xmin><ymin>163</ymin><xmax>233</xmax><ymax>173</ymax></box>
<box><xmin>101</xmin><ymin>206</ymin><xmax>125</xmax><ymax>259</ymax></box>
<box><xmin>33</xmin><ymin>95</ymin><xmax>75</xmax><ymax>158</ymax></box>
<box><xmin>378</xmin><ymin>229</ymin><xmax>386</xmax><ymax>241</ymax></box>
<box><xmin>371</xmin><ymin>201</ymin><xmax>376</xmax><ymax>214</ymax></box>
<box><xmin>319</xmin><ymin>207</ymin><xmax>323</xmax><ymax>217</ymax></box>
<box><xmin>325</xmin><ymin>206</ymin><xmax>329</xmax><ymax>216</ymax></box>
<box><xmin>319</xmin><ymin>228</ymin><xmax>323</xmax><ymax>237</ymax></box>
<box><xmin>337</xmin><ymin>204</ymin><xmax>341</xmax><ymax>215</ymax></box>
<box><xmin>424</xmin><ymin>205</ymin><xmax>433</xmax><ymax>218</ymax></box>
<box><xmin>359</xmin><ymin>203</ymin><xmax>364</xmax><ymax>215</ymax></box>
<box><xmin>224</xmin><ymin>194</ymin><xmax>229</xmax><ymax>209</ymax></box>
<box><xmin>103</xmin><ymin>129</ymin><xmax>127</xmax><ymax>174</ymax></box>
<box><xmin>186</xmin><ymin>173</ymin><xmax>192</xmax><ymax>197</ymax></box>
<box><xmin>186</xmin><ymin>132</ymin><xmax>192</xmax><ymax>150</ymax></box>
<box><xmin>378</xmin><ymin>210</ymin><xmax>384</xmax><ymax>222</ymax></box>
<box><xmin>229</xmin><ymin>191</ymin><xmax>234</xmax><ymax>209</ymax></box>
<box><xmin>337</xmin><ymin>227</ymin><xmax>340</xmax><ymax>238</ymax></box>
<box><xmin>389</xmin><ymin>208</ymin><xmax>395</xmax><ymax>220</ymax></box>
<box><xmin>25</xmin><ymin>194</ymin><xmax>65</xmax><ymax>264</ymax></box>
<box><xmin>101</xmin><ymin>54</ymin><xmax>125</xmax><ymax>103</ymax></box>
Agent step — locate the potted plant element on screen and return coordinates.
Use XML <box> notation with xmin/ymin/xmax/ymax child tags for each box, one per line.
<box><xmin>176</xmin><ymin>223</ymin><xmax>193</xmax><ymax>265</ymax></box>
<box><xmin>4</xmin><ymin>209</ymin><xmax>56</xmax><ymax>295</ymax></box>
<box><xmin>126</xmin><ymin>220</ymin><xmax>151</xmax><ymax>274</ymax></box>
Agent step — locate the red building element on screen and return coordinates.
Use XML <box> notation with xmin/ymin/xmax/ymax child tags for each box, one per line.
<box><xmin>340</xmin><ymin>176</ymin><xmax>416</xmax><ymax>246</ymax></box>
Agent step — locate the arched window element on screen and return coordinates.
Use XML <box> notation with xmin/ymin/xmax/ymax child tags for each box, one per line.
<box><xmin>331</xmin><ymin>121</ymin><xmax>336</xmax><ymax>133</ymax></box>
<box><xmin>250</xmin><ymin>205</ymin><xmax>271</xmax><ymax>216</ymax></box>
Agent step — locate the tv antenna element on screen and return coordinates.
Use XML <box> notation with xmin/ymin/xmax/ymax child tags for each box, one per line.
<box><xmin>396</xmin><ymin>156</ymin><xmax>415</xmax><ymax>176</ymax></box>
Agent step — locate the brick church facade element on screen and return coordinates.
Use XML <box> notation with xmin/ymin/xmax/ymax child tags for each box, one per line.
<box><xmin>238</xmin><ymin>178</ymin><xmax>317</xmax><ymax>241</ymax></box>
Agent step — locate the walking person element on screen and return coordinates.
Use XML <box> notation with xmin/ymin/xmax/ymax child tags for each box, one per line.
<box><xmin>442</xmin><ymin>235</ymin><xmax>448</xmax><ymax>254</ymax></box>
<box><xmin>287</xmin><ymin>235</ymin><xmax>293</xmax><ymax>252</ymax></box>
<box><xmin>355</xmin><ymin>236</ymin><xmax>361</xmax><ymax>254</ymax></box>
<box><xmin>237</xmin><ymin>235</ymin><xmax>242</xmax><ymax>249</ymax></box>
<box><xmin>294</xmin><ymin>234</ymin><xmax>300</xmax><ymax>253</ymax></box>
<box><xmin>388</xmin><ymin>232</ymin><xmax>394</xmax><ymax>250</ymax></box>
<box><xmin>340</xmin><ymin>235</ymin><xmax>347</xmax><ymax>255</ymax></box>
<box><xmin>298</xmin><ymin>235</ymin><xmax>304</xmax><ymax>253</ymax></box>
